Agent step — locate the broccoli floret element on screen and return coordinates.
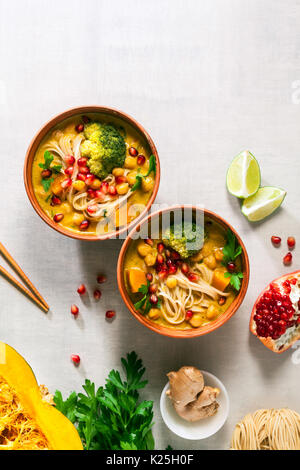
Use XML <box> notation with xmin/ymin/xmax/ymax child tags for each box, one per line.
<box><xmin>163</xmin><ymin>222</ymin><xmax>205</xmax><ymax>259</ymax></box>
<box><xmin>80</xmin><ymin>122</ymin><xmax>126</xmax><ymax>179</ymax></box>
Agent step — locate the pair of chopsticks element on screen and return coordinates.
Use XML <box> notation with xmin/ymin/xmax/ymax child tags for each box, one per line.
<box><xmin>0</xmin><ymin>242</ymin><xmax>49</xmax><ymax>313</ymax></box>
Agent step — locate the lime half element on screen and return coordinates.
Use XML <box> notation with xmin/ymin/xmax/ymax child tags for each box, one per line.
<box><xmin>241</xmin><ymin>186</ymin><xmax>286</xmax><ymax>222</ymax></box>
<box><xmin>226</xmin><ymin>150</ymin><xmax>261</xmax><ymax>198</ymax></box>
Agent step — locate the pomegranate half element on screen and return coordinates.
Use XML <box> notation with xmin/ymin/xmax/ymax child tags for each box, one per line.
<box><xmin>250</xmin><ymin>271</ymin><xmax>300</xmax><ymax>353</ymax></box>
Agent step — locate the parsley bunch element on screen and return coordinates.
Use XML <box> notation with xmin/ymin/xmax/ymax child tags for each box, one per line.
<box><xmin>39</xmin><ymin>150</ymin><xmax>62</xmax><ymax>192</ymax></box>
<box><xmin>134</xmin><ymin>282</ymin><xmax>161</xmax><ymax>314</ymax></box>
<box><xmin>131</xmin><ymin>155</ymin><xmax>157</xmax><ymax>191</ymax></box>
<box><xmin>54</xmin><ymin>352</ymin><xmax>155</xmax><ymax>450</ymax></box>
<box><xmin>222</xmin><ymin>229</ymin><xmax>244</xmax><ymax>290</ymax></box>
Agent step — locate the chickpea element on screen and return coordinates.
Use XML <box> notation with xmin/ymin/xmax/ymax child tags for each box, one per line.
<box><xmin>201</xmin><ymin>241</ymin><xmax>213</xmax><ymax>257</ymax></box>
<box><xmin>137</xmin><ymin>242</ymin><xmax>153</xmax><ymax>258</ymax></box>
<box><xmin>215</xmin><ymin>249</ymin><xmax>224</xmax><ymax>261</ymax></box>
<box><xmin>90</xmin><ymin>178</ymin><xmax>101</xmax><ymax>190</ymax></box>
<box><xmin>127</xmin><ymin>170</ymin><xmax>138</xmax><ymax>186</ymax></box>
<box><xmin>73</xmin><ymin>180</ymin><xmax>86</xmax><ymax>192</ymax></box>
<box><xmin>148</xmin><ymin>308</ymin><xmax>161</xmax><ymax>320</ymax></box>
<box><xmin>60</xmin><ymin>202</ymin><xmax>72</xmax><ymax>214</ymax></box>
<box><xmin>112</xmin><ymin>168</ymin><xmax>125</xmax><ymax>177</ymax></box>
<box><xmin>144</xmin><ymin>253</ymin><xmax>156</xmax><ymax>266</ymax></box>
<box><xmin>206</xmin><ymin>304</ymin><xmax>219</xmax><ymax>320</ymax></box>
<box><xmin>116</xmin><ymin>183</ymin><xmax>129</xmax><ymax>195</ymax></box>
<box><xmin>204</xmin><ymin>254</ymin><xmax>217</xmax><ymax>269</ymax></box>
<box><xmin>189</xmin><ymin>314</ymin><xmax>204</xmax><ymax>328</ymax></box>
<box><xmin>124</xmin><ymin>156</ymin><xmax>137</xmax><ymax>170</ymax></box>
<box><xmin>141</xmin><ymin>176</ymin><xmax>154</xmax><ymax>193</ymax></box>
<box><xmin>166</xmin><ymin>277</ymin><xmax>177</xmax><ymax>289</ymax></box>
<box><xmin>73</xmin><ymin>213</ymin><xmax>85</xmax><ymax>226</ymax></box>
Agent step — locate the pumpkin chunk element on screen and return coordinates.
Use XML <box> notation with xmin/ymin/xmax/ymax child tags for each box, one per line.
<box><xmin>51</xmin><ymin>175</ymin><xmax>66</xmax><ymax>196</ymax></box>
<box><xmin>212</xmin><ymin>269</ymin><xmax>230</xmax><ymax>291</ymax></box>
<box><xmin>128</xmin><ymin>268</ymin><xmax>147</xmax><ymax>293</ymax></box>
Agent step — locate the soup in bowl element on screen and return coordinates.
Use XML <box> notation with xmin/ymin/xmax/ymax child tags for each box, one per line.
<box><xmin>117</xmin><ymin>206</ymin><xmax>249</xmax><ymax>338</ymax></box>
<box><xmin>24</xmin><ymin>106</ymin><xmax>160</xmax><ymax>240</ymax></box>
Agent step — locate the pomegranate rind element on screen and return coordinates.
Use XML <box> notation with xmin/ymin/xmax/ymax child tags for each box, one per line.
<box><xmin>250</xmin><ymin>270</ymin><xmax>300</xmax><ymax>354</ymax></box>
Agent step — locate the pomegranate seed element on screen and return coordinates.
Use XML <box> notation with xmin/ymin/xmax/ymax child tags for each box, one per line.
<box><xmin>165</xmin><ymin>249</ymin><xmax>171</xmax><ymax>258</ymax></box>
<box><xmin>95</xmin><ymin>190</ymin><xmax>105</xmax><ymax>201</ymax></box>
<box><xmin>100</xmin><ymin>181</ymin><xmax>109</xmax><ymax>194</ymax></box>
<box><xmin>150</xmin><ymin>294</ymin><xmax>158</xmax><ymax>304</ymax></box>
<box><xmin>158</xmin><ymin>270</ymin><xmax>168</xmax><ymax>281</ymax></box>
<box><xmin>75</xmin><ymin>123</ymin><xmax>84</xmax><ymax>133</ymax></box>
<box><xmin>283</xmin><ymin>252</ymin><xmax>292</xmax><ymax>265</ymax></box>
<box><xmin>185</xmin><ymin>310</ymin><xmax>193</xmax><ymax>319</ymax></box>
<box><xmin>106</xmin><ymin>310</ymin><xmax>115</xmax><ymax>319</ymax></box>
<box><xmin>51</xmin><ymin>196</ymin><xmax>61</xmax><ymax>206</ymax></box>
<box><xmin>290</xmin><ymin>278</ymin><xmax>297</xmax><ymax>285</ymax></box>
<box><xmin>115</xmin><ymin>176</ymin><xmax>127</xmax><ymax>185</ymax></box>
<box><xmin>53</xmin><ymin>213</ymin><xmax>64</xmax><ymax>223</ymax></box>
<box><xmin>287</xmin><ymin>237</ymin><xmax>296</xmax><ymax>249</ymax></box>
<box><xmin>80</xmin><ymin>166</ymin><xmax>89</xmax><ymax>175</ymax></box>
<box><xmin>87</xmin><ymin>204</ymin><xmax>98</xmax><ymax>214</ymax></box>
<box><xmin>65</xmin><ymin>155</ymin><xmax>75</xmax><ymax>166</ymax></box>
<box><xmin>181</xmin><ymin>263</ymin><xmax>189</xmax><ymax>274</ymax></box>
<box><xmin>77</xmin><ymin>284</ymin><xmax>86</xmax><ymax>295</ymax></box>
<box><xmin>87</xmin><ymin>189</ymin><xmax>96</xmax><ymax>199</ymax></box>
<box><xmin>71</xmin><ymin>354</ymin><xmax>80</xmax><ymax>364</ymax></box>
<box><xmin>129</xmin><ymin>147</ymin><xmax>138</xmax><ymax>156</ymax></box>
<box><xmin>271</xmin><ymin>236</ymin><xmax>281</xmax><ymax>246</ymax></box>
<box><xmin>227</xmin><ymin>262</ymin><xmax>236</xmax><ymax>272</ymax></box>
<box><xmin>219</xmin><ymin>296</ymin><xmax>226</xmax><ymax>306</ymax></box>
<box><xmin>93</xmin><ymin>289</ymin><xmax>102</xmax><ymax>300</ymax></box>
<box><xmin>149</xmin><ymin>284</ymin><xmax>157</xmax><ymax>293</ymax></box>
<box><xmin>86</xmin><ymin>174</ymin><xmax>95</xmax><ymax>186</ymax></box>
<box><xmin>82</xmin><ymin>115</ymin><xmax>90</xmax><ymax>124</ymax></box>
<box><xmin>108</xmin><ymin>185</ymin><xmax>117</xmax><ymax>196</ymax></box>
<box><xmin>145</xmin><ymin>238</ymin><xmax>153</xmax><ymax>246</ymax></box>
<box><xmin>168</xmin><ymin>265</ymin><xmax>177</xmax><ymax>275</ymax></box>
<box><xmin>157</xmin><ymin>243</ymin><xmax>165</xmax><ymax>254</ymax></box>
<box><xmin>80</xmin><ymin>220</ymin><xmax>90</xmax><ymax>230</ymax></box>
<box><xmin>137</xmin><ymin>155</ymin><xmax>146</xmax><ymax>166</ymax></box>
<box><xmin>61</xmin><ymin>178</ymin><xmax>72</xmax><ymax>189</ymax></box>
<box><xmin>71</xmin><ymin>304</ymin><xmax>79</xmax><ymax>316</ymax></box>
<box><xmin>78</xmin><ymin>157</ymin><xmax>88</xmax><ymax>167</ymax></box>
<box><xmin>77</xmin><ymin>172</ymin><xmax>86</xmax><ymax>181</ymax></box>
<box><xmin>157</xmin><ymin>254</ymin><xmax>164</xmax><ymax>264</ymax></box>
<box><xmin>64</xmin><ymin>166</ymin><xmax>74</xmax><ymax>176</ymax></box>
<box><xmin>97</xmin><ymin>274</ymin><xmax>107</xmax><ymax>284</ymax></box>
<box><xmin>171</xmin><ymin>251</ymin><xmax>181</xmax><ymax>261</ymax></box>
<box><xmin>188</xmin><ymin>272</ymin><xmax>198</xmax><ymax>283</ymax></box>
<box><xmin>146</xmin><ymin>273</ymin><xmax>153</xmax><ymax>282</ymax></box>
<box><xmin>41</xmin><ymin>169</ymin><xmax>52</xmax><ymax>179</ymax></box>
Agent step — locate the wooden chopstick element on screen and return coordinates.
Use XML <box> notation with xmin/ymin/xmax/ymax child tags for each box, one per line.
<box><xmin>0</xmin><ymin>265</ymin><xmax>48</xmax><ymax>313</ymax></box>
<box><xmin>0</xmin><ymin>242</ymin><xmax>49</xmax><ymax>310</ymax></box>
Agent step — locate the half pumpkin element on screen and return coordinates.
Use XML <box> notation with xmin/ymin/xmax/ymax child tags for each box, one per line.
<box><xmin>0</xmin><ymin>342</ymin><xmax>83</xmax><ymax>450</ymax></box>
<box><xmin>250</xmin><ymin>271</ymin><xmax>300</xmax><ymax>353</ymax></box>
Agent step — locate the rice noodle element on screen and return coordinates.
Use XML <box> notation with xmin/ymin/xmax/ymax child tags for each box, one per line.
<box><xmin>156</xmin><ymin>263</ymin><xmax>230</xmax><ymax>325</ymax></box>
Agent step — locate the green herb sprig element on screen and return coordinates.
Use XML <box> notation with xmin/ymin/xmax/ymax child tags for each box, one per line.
<box><xmin>134</xmin><ymin>282</ymin><xmax>161</xmax><ymax>314</ymax></box>
<box><xmin>39</xmin><ymin>150</ymin><xmax>62</xmax><ymax>193</ymax></box>
<box><xmin>131</xmin><ymin>155</ymin><xmax>156</xmax><ymax>192</ymax></box>
<box><xmin>222</xmin><ymin>229</ymin><xmax>243</xmax><ymax>291</ymax></box>
<box><xmin>54</xmin><ymin>352</ymin><xmax>154</xmax><ymax>450</ymax></box>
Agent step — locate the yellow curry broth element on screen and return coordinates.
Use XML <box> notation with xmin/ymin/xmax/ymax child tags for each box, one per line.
<box><xmin>124</xmin><ymin>219</ymin><xmax>240</xmax><ymax>330</ymax></box>
<box><xmin>32</xmin><ymin>114</ymin><xmax>154</xmax><ymax>236</ymax></box>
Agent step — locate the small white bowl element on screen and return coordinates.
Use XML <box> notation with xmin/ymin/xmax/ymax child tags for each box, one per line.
<box><xmin>160</xmin><ymin>370</ymin><xmax>229</xmax><ymax>440</ymax></box>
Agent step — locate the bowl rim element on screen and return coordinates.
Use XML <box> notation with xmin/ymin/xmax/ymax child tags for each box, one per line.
<box><xmin>24</xmin><ymin>105</ymin><xmax>160</xmax><ymax>241</ymax></box>
<box><xmin>117</xmin><ymin>204</ymin><xmax>250</xmax><ymax>338</ymax></box>
<box><xmin>159</xmin><ymin>370</ymin><xmax>230</xmax><ymax>440</ymax></box>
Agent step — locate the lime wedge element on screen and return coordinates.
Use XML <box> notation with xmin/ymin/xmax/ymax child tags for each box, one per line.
<box><xmin>226</xmin><ymin>151</ymin><xmax>261</xmax><ymax>198</ymax></box>
<box><xmin>241</xmin><ymin>186</ymin><xmax>286</xmax><ymax>222</ymax></box>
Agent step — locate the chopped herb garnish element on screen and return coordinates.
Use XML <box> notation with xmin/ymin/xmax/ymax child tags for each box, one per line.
<box><xmin>222</xmin><ymin>229</ymin><xmax>243</xmax><ymax>290</ymax></box>
<box><xmin>39</xmin><ymin>150</ymin><xmax>62</xmax><ymax>173</ymax></box>
<box><xmin>131</xmin><ymin>155</ymin><xmax>156</xmax><ymax>192</ymax></box>
<box><xmin>134</xmin><ymin>282</ymin><xmax>161</xmax><ymax>314</ymax></box>
<box><xmin>41</xmin><ymin>177</ymin><xmax>54</xmax><ymax>193</ymax></box>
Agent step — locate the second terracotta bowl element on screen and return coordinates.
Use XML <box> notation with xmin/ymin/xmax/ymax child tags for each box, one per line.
<box><xmin>24</xmin><ymin>106</ymin><xmax>160</xmax><ymax>241</ymax></box>
<box><xmin>117</xmin><ymin>205</ymin><xmax>250</xmax><ymax>338</ymax></box>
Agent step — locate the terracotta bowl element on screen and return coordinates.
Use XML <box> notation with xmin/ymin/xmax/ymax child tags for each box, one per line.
<box><xmin>117</xmin><ymin>205</ymin><xmax>250</xmax><ymax>338</ymax></box>
<box><xmin>24</xmin><ymin>106</ymin><xmax>160</xmax><ymax>241</ymax></box>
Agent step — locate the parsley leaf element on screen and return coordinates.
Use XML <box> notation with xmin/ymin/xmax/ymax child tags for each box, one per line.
<box><xmin>41</xmin><ymin>177</ymin><xmax>54</xmax><ymax>193</ymax></box>
<box><xmin>131</xmin><ymin>174</ymin><xmax>143</xmax><ymax>192</ymax></box>
<box><xmin>134</xmin><ymin>282</ymin><xmax>161</xmax><ymax>314</ymax></box>
<box><xmin>54</xmin><ymin>352</ymin><xmax>154</xmax><ymax>450</ymax></box>
<box><xmin>131</xmin><ymin>155</ymin><xmax>157</xmax><ymax>192</ymax></box>
<box><xmin>222</xmin><ymin>230</ymin><xmax>243</xmax><ymax>291</ymax></box>
<box><xmin>51</xmin><ymin>164</ymin><xmax>62</xmax><ymax>174</ymax></box>
<box><xmin>39</xmin><ymin>151</ymin><xmax>53</xmax><ymax>170</ymax></box>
